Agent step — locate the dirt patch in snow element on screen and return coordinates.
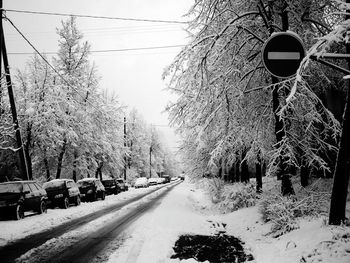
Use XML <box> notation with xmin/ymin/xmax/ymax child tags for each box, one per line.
<box><xmin>171</xmin><ymin>234</ymin><xmax>254</xmax><ymax>263</ymax></box>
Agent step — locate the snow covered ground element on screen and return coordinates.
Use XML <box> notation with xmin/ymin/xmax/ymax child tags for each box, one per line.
<box><xmin>1</xmin><ymin>179</ymin><xmax>349</xmax><ymax>263</ymax></box>
<box><xmin>107</xmin><ymin>180</ymin><xmax>350</xmax><ymax>263</ymax></box>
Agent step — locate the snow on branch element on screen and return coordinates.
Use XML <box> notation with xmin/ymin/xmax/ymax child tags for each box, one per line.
<box><xmin>287</xmin><ymin>0</ymin><xmax>349</xmax><ymax>103</ymax></box>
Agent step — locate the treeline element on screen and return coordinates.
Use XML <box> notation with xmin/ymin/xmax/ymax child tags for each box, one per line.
<box><xmin>0</xmin><ymin>17</ymin><xmax>177</xmax><ymax>183</ymax></box>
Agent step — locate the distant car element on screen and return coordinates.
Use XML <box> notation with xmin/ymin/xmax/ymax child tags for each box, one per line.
<box><xmin>43</xmin><ymin>179</ymin><xmax>81</xmax><ymax>209</ymax></box>
<box><xmin>0</xmin><ymin>181</ymin><xmax>48</xmax><ymax>220</ymax></box>
<box><xmin>161</xmin><ymin>175</ymin><xmax>171</xmax><ymax>183</ymax></box>
<box><xmin>148</xmin><ymin>177</ymin><xmax>159</xmax><ymax>186</ymax></box>
<box><xmin>116</xmin><ymin>178</ymin><xmax>128</xmax><ymax>191</ymax></box>
<box><xmin>157</xmin><ymin>178</ymin><xmax>166</xmax><ymax>184</ymax></box>
<box><xmin>102</xmin><ymin>179</ymin><xmax>120</xmax><ymax>195</ymax></box>
<box><xmin>134</xmin><ymin>177</ymin><xmax>149</xmax><ymax>188</ymax></box>
<box><xmin>77</xmin><ymin>178</ymin><xmax>105</xmax><ymax>202</ymax></box>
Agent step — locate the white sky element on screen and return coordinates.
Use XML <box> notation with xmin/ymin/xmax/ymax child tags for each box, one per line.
<box><xmin>3</xmin><ymin>0</ymin><xmax>193</xmax><ymax>150</ymax></box>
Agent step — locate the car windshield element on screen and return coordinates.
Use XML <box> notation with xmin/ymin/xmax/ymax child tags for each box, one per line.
<box><xmin>116</xmin><ymin>179</ymin><xmax>124</xmax><ymax>183</ymax></box>
<box><xmin>77</xmin><ymin>180</ymin><xmax>94</xmax><ymax>187</ymax></box>
<box><xmin>102</xmin><ymin>180</ymin><xmax>114</xmax><ymax>186</ymax></box>
<box><xmin>0</xmin><ymin>182</ymin><xmax>23</xmax><ymax>193</ymax></box>
<box><xmin>43</xmin><ymin>180</ymin><xmax>65</xmax><ymax>190</ymax></box>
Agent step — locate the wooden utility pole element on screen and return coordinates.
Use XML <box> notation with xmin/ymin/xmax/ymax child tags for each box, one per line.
<box><xmin>123</xmin><ymin>116</ymin><xmax>127</xmax><ymax>180</ymax></box>
<box><xmin>149</xmin><ymin>146</ymin><xmax>152</xmax><ymax>178</ymax></box>
<box><xmin>329</xmin><ymin>0</ymin><xmax>350</xmax><ymax>225</ymax></box>
<box><xmin>0</xmin><ymin>0</ymin><xmax>2</xmax><ymax>115</ymax></box>
<box><xmin>0</xmin><ymin>0</ymin><xmax>29</xmax><ymax>180</ymax></box>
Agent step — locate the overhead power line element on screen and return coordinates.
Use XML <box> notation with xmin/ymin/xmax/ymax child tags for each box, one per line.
<box><xmin>4</xmin><ymin>9</ymin><xmax>189</xmax><ymax>24</ymax></box>
<box><xmin>8</xmin><ymin>44</ymin><xmax>186</xmax><ymax>55</ymax></box>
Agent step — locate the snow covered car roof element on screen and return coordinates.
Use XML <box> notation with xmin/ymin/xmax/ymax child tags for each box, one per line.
<box><xmin>135</xmin><ymin>177</ymin><xmax>148</xmax><ymax>183</ymax></box>
<box><xmin>0</xmin><ymin>181</ymin><xmax>38</xmax><ymax>193</ymax></box>
<box><xmin>77</xmin><ymin>178</ymin><xmax>99</xmax><ymax>182</ymax></box>
<box><xmin>43</xmin><ymin>179</ymin><xmax>73</xmax><ymax>189</ymax></box>
<box><xmin>0</xmin><ymin>182</ymin><xmax>23</xmax><ymax>193</ymax></box>
<box><xmin>77</xmin><ymin>178</ymin><xmax>100</xmax><ymax>187</ymax></box>
<box><xmin>148</xmin><ymin>178</ymin><xmax>159</xmax><ymax>182</ymax></box>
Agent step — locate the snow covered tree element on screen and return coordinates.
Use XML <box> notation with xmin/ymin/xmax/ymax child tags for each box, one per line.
<box><xmin>7</xmin><ymin>16</ymin><xmax>124</xmax><ymax>182</ymax></box>
<box><xmin>53</xmin><ymin>16</ymin><xmax>93</xmax><ymax>179</ymax></box>
<box><xmin>285</xmin><ymin>0</ymin><xmax>350</xmax><ymax>225</ymax></box>
<box><xmin>50</xmin><ymin>16</ymin><xmax>124</xmax><ymax>180</ymax></box>
<box><xmin>125</xmin><ymin>109</ymin><xmax>177</xmax><ymax>180</ymax></box>
<box><xmin>15</xmin><ymin>54</ymin><xmax>60</xmax><ymax>180</ymax></box>
<box><xmin>165</xmin><ymin>0</ymin><xmax>341</xmax><ymax>195</ymax></box>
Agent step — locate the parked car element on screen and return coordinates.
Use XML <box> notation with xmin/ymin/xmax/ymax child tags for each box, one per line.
<box><xmin>157</xmin><ymin>177</ymin><xmax>166</xmax><ymax>184</ymax></box>
<box><xmin>116</xmin><ymin>178</ymin><xmax>128</xmax><ymax>191</ymax></box>
<box><xmin>0</xmin><ymin>181</ymin><xmax>47</xmax><ymax>220</ymax></box>
<box><xmin>161</xmin><ymin>175</ymin><xmax>171</xmax><ymax>183</ymax></box>
<box><xmin>77</xmin><ymin>178</ymin><xmax>105</xmax><ymax>202</ymax></box>
<box><xmin>148</xmin><ymin>177</ymin><xmax>159</xmax><ymax>186</ymax></box>
<box><xmin>134</xmin><ymin>177</ymin><xmax>149</xmax><ymax>188</ymax></box>
<box><xmin>43</xmin><ymin>179</ymin><xmax>81</xmax><ymax>209</ymax></box>
<box><xmin>102</xmin><ymin>179</ymin><xmax>120</xmax><ymax>195</ymax></box>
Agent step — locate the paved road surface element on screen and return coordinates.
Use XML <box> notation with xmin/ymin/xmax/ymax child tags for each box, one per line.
<box><xmin>0</xmin><ymin>182</ymin><xmax>180</xmax><ymax>263</ymax></box>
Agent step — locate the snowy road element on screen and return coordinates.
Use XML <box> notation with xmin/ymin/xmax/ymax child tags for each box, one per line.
<box><xmin>0</xmin><ymin>181</ymin><xmax>181</xmax><ymax>263</ymax></box>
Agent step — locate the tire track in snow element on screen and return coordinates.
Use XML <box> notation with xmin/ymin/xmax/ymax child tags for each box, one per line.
<box><xmin>37</xmin><ymin>182</ymin><xmax>180</xmax><ymax>263</ymax></box>
<box><xmin>0</xmin><ymin>182</ymin><xmax>180</xmax><ymax>263</ymax></box>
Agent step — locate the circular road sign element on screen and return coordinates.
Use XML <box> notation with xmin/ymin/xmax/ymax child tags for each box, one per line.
<box><xmin>262</xmin><ymin>31</ymin><xmax>306</xmax><ymax>78</ymax></box>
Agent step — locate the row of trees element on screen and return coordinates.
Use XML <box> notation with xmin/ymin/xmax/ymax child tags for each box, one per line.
<box><xmin>0</xmin><ymin>16</ymin><xmax>177</xmax><ymax>183</ymax></box>
<box><xmin>125</xmin><ymin>109</ymin><xmax>179</xmax><ymax>181</ymax></box>
<box><xmin>165</xmin><ymin>0</ymin><xmax>349</xmax><ymax>223</ymax></box>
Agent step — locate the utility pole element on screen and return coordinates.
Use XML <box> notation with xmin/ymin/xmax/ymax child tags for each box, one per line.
<box><xmin>149</xmin><ymin>146</ymin><xmax>152</xmax><ymax>178</ymax></box>
<box><xmin>0</xmin><ymin>0</ymin><xmax>29</xmax><ymax>180</ymax></box>
<box><xmin>0</xmin><ymin>0</ymin><xmax>2</xmax><ymax>116</ymax></box>
<box><xmin>123</xmin><ymin>116</ymin><xmax>127</xmax><ymax>181</ymax></box>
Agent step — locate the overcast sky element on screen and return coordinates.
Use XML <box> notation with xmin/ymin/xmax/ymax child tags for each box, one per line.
<box><xmin>3</xmin><ymin>0</ymin><xmax>193</xmax><ymax>151</ymax></box>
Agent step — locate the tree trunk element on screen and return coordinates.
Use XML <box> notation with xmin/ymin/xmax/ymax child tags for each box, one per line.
<box><xmin>235</xmin><ymin>156</ymin><xmax>240</xmax><ymax>182</ymax></box>
<box><xmin>228</xmin><ymin>165</ymin><xmax>235</xmax><ymax>183</ymax></box>
<box><xmin>240</xmin><ymin>150</ymin><xmax>249</xmax><ymax>183</ymax></box>
<box><xmin>56</xmin><ymin>138</ymin><xmax>67</xmax><ymax>179</ymax></box>
<box><xmin>218</xmin><ymin>158</ymin><xmax>223</xmax><ymax>179</ymax></box>
<box><xmin>329</xmin><ymin>2</ymin><xmax>350</xmax><ymax>224</ymax></box>
<box><xmin>256</xmin><ymin>162</ymin><xmax>262</xmax><ymax>193</ymax></box>
<box><xmin>24</xmin><ymin>123</ymin><xmax>33</xmax><ymax>180</ymax></box>
<box><xmin>300</xmin><ymin>164</ymin><xmax>309</xmax><ymax>187</ymax></box>
<box><xmin>95</xmin><ymin>166</ymin><xmax>99</xmax><ymax>178</ymax></box>
<box><xmin>256</xmin><ymin>152</ymin><xmax>263</xmax><ymax>194</ymax></box>
<box><xmin>269</xmin><ymin>1</ymin><xmax>294</xmax><ymax>195</ymax></box>
<box><xmin>44</xmin><ymin>157</ymin><xmax>50</xmax><ymax>181</ymax></box>
<box><xmin>72</xmin><ymin>150</ymin><xmax>78</xmax><ymax>182</ymax></box>
<box><xmin>95</xmin><ymin>161</ymin><xmax>103</xmax><ymax>181</ymax></box>
<box><xmin>281</xmin><ymin>174</ymin><xmax>295</xmax><ymax>196</ymax></box>
<box><xmin>241</xmin><ymin>160</ymin><xmax>249</xmax><ymax>183</ymax></box>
